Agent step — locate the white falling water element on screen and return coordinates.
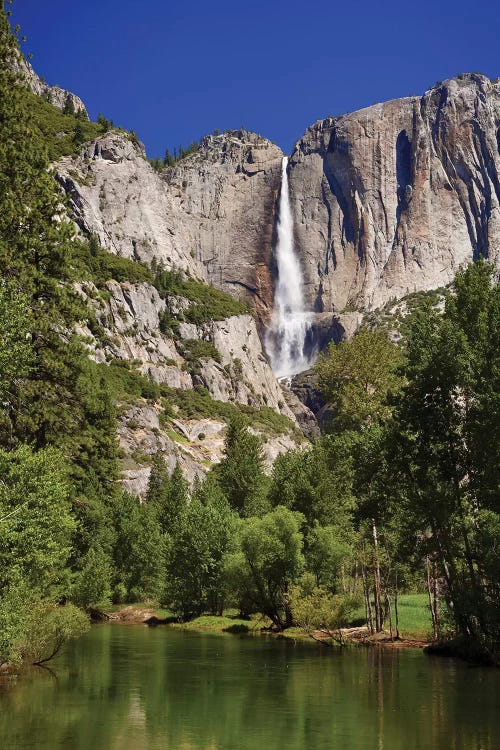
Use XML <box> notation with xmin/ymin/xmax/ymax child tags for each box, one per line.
<box><xmin>265</xmin><ymin>157</ymin><xmax>314</xmax><ymax>378</ymax></box>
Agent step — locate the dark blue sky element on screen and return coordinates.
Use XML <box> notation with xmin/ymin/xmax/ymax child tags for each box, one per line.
<box><xmin>12</xmin><ymin>0</ymin><xmax>499</xmax><ymax>158</ymax></box>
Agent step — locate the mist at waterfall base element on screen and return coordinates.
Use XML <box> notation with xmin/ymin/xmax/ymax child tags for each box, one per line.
<box><xmin>266</xmin><ymin>158</ymin><xmax>315</xmax><ymax>379</ymax></box>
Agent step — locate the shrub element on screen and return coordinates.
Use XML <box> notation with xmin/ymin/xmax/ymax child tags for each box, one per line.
<box><xmin>74</xmin><ymin>234</ymin><xmax>153</xmax><ymax>286</ymax></box>
<box><xmin>154</xmin><ymin>267</ymin><xmax>250</xmax><ymax>323</ymax></box>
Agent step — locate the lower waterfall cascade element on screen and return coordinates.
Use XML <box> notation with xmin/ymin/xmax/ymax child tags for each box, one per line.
<box><xmin>265</xmin><ymin>156</ymin><xmax>315</xmax><ymax>378</ymax></box>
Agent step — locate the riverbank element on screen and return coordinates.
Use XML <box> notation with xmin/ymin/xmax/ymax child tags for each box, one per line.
<box><xmin>102</xmin><ymin>603</ymin><xmax>431</xmax><ymax>651</ymax></box>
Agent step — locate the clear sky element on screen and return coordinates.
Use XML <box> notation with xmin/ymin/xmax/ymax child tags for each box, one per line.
<box><xmin>12</xmin><ymin>0</ymin><xmax>499</xmax><ymax>158</ymax></box>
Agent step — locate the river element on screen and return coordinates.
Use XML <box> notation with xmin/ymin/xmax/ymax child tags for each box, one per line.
<box><xmin>1</xmin><ymin>625</ymin><xmax>499</xmax><ymax>749</ymax></box>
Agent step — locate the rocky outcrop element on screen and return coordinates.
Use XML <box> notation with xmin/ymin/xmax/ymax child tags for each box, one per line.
<box><xmin>81</xmin><ymin>280</ymin><xmax>295</xmax><ymax>418</ymax></box>
<box><xmin>288</xmin><ymin>73</ymin><xmax>500</xmax><ymax>312</ymax></box>
<box><xmin>76</xmin><ymin>279</ymin><xmax>302</xmax><ymax>495</ymax></box>
<box><xmin>15</xmin><ymin>53</ymin><xmax>87</xmax><ymax>116</ymax></box>
<box><xmin>58</xmin><ymin>130</ymin><xmax>284</xmax><ymax>321</ymax></box>
<box><xmin>47</xmin><ymin>68</ymin><xmax>500</xmax><ymax>480</ymax></box>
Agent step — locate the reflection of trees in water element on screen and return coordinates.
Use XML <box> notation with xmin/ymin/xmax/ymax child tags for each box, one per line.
<box><xmin>1</xmin><ymin>628</ymin><xmax>500</xmax><ymax>750</ymax></box>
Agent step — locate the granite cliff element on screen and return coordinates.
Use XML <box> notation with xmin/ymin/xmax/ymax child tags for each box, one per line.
<box><xmin>22</xmin><ymin>61</ymin><xmax>500</xmax><ymax>491</ymax></box>
<box><xmin>56</xmin><ymin>73</ymin><xmax>500</xmax><ymax>343</ymax></box>
<box><xmin>289</xmin><ymin>73</ymin><xmax>500</xmax><ymax>313</ymax></box>
<box><xmin>58</xmin><ymin>130</ymin><xmax>283</xmax><ymax>325</ymax></box>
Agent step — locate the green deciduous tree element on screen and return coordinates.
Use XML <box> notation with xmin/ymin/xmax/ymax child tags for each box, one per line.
<box><xmin>289</xmin><ymin>573</ymin><xmax>359</xmax><ymax>646</ymax></box>
<box><xmin>305</xmin><ymin>524</ymin><xmax>354</xmax><ymax>593</ymax></box>
<box><xmin>0</xmin><ymin>445</ymin><xmax>75</xmax><ymax>597</ymax></box>
<box><xmin>72</xmin><ymin>544</ymin><xmax>113</xmax><ymax>609</ymax></box>
<box><xmin>228</xmin><ymin>506</ymin><xmax>305</xmax><ymax>630</ymax></box>
<box><xmin>269</xmin><ymin>437</ymin><xmax>355</xmax><ymax>526</ymax></box>
<box><xmin>390</xmin><ymin>261</ymin><xmax>500</xmax><ymax>655</ymax></box>
<box><xmin>113</xmin><ymin>493</ymin><xmax>165</xmax><ymax>603</ymax></box>
<box><xmin>315</xmin><ymin>328</ymin><xmax>403</xmax><ymax>431</ymax></box>
<box><xmin>164</xmin><ymin>492</ymin><xmax>237</xmax><ymax>619</ymax></box>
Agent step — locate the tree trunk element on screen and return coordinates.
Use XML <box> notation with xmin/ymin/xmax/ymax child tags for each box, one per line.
<box><xmin>426</xmin><ymin>557</ymin><xmax>438</xmax><ymax>639</ymax></box>
<box><xmin>362</xmin><ymin>565</ymin><xmax>374</xmax><ymax>634</ymax></box>
<box><xmin>372</xmin><ymin>520</ymin><xmax>383</xmax><ymax>632</ymax></box>
<box><xmin>394</xmin><ymin>572</ymin><xmax>400</xmax><ymax>640</ymax></box>
<box><xmin>432</xmin><ymin>561</ymin><xmax>440</xmax><ymax>639</ymax></box>
<box><xmin>385</xmin><ymin>592</ymin><xmax>393</xmax><ymax>641</ymax></box>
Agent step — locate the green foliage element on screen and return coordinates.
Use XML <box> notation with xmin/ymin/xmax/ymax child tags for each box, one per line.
<box><xmin>215</xmin><ymin>413</ymin><xmax>268</xmax><ymax>516</ymax></box>
<box><xmin>179</xmin><ymin>338</ymin><xmax>221</xmax><ymax>373</ymax></box>
<box><xmin>113</xmin><ymin>493</ymin><xmax>166</xmax><ymax>602</ymax></box>
<box><xmin>97</xmin><ymin>113</ymin><xmax>114</xmax><ymax>132</ymax></box>
<box><xmin>390</xmin><ymin>260</ymin><xmax>500</xmax><ymax>652</ymax></box>
<box><xmin>148</xmin><ymin>460</ymin><xmax>189</xmax><ymax>536</ymax></box>
<box><xmin>315</xmin><ymin>328</ymin><xmax>403</xmax><ymax>431</ymax></box>
<box><xmin>164</xmin><ymin>492</ymin><xmax>237</xmax><ymax>619</ymax></box>
<box><xmin>268</xmin><ymin>437</ymin><xmax>355</xmax><ymax>526</ymax></box>
<box><xmin>72</xmin><ymin>545</ymin><xmax>113</xmax><ymax>609</ymax></box>
<box><xmin>305</xmin><ymin>525</ymin><xmax>354</xmax><ymax>592</ymax></box>
<box><xmin>289</xmin><ymin>573</ymin><xmax>359</xmax><ymax>643</ymax></box>
<box><xmin>0</xmin><ymin>586</ymin><xmax>89</xmax><ymax>667</ymax></box>
<box><xmin>161</xmin><ymin>385</ymin><xmax>297</xmax><ymax>436</ymax></box>
<box><xmin>148</xmin><ymin>142</ymin><xmax>201</xmax><ymax>171</ymax></box>
<box><xmin>74</xmin><ymin>234</ymin><xmax>153</xmax><ymax>286</ymax></box>
<box><xmin>0</xmin><ymin>443</ymin><xmax>88</xmax><ymax>667</ymax></box>
<box><xmin>229</xmin><ymin>506</ymin><xmax>305</xmax><ymax>630</ymax></box>
<box><xmin>146</xmin><ymin>452</ymin><xmax>170</xmax><ymax>504</ymax></box>
<box><xmin>154</xmin><ymin>266</ymin><xmax>249</xmax><ymax>323</ymax></box>
<box><xmin>0</xmin><ymin>280</ymin><xmax>32</xmax><ymax>404</ymax></box>
<box><xmin>18</xmin><ymin>602</ymin><xmax>89</xmax><ymax>665</ymax></box>
<box><xmin>93</xmin><ymin>359</ymin><xmax>160</xmax><ymax>404</ymax></box>
<box><xmin>0</xmin><ymin>446</ymin><xmax>75</xmax><ymax>597</ymax></box>
<box><xmin>21</xmin><ymin>86</ymin><xmax>102</xmax><ymax>160</ymax></box>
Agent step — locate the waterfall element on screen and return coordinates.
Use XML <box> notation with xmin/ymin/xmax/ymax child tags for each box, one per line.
<box><xmin>265</xmin><ymin>157</ymin><xmax>314</xmax><ymax>378</ymax></box>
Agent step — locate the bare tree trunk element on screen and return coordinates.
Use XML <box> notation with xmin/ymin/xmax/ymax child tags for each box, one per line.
<box><xmin>362</xmin><ymin>565</ymin><xmax>374</xmax><ymax>634</ymax></box>
<box><xmin>426</xmin><ymin>557</ymin><xmax>438</xmax><ymax>640</ymax></box>
<box><xmin>385</xmin><ymin>592</ymin><xmax>393</xmax><ymax>641</ymax></box>
<box><xmin>432</xmin><ymin>561</ymin><xmax>440</xmax><ymax>639</ymax></box>
<box><xmin>372</xmin><ymin>520</ymin><xmax>383</xmax><ymax>632</ymax></box>
<box><xmin>394</xmin><ymin>571</ymin><xmax>400</xmax><ymax>640</ymax></box>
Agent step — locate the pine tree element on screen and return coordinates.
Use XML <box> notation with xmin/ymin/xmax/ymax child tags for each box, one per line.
<box><xmin>146</xmin><ymin>452</ymin><xmax>171</xmax><ymax>505</ymax></box>
<box><xmin>163</xmin><ymin>461</ymin><xmax>189</xmax><ymax>532</ymax></box>
<box><xmin>215</xmin><ymin>414</ymin><xmax>267</xmax><ymax>516</ymax></box>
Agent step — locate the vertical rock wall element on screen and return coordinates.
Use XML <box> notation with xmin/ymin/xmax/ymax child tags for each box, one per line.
<box><xmin>288</xmin><ymin>74</ymin><xmax>500</xmax><ymax>312</ymax></box>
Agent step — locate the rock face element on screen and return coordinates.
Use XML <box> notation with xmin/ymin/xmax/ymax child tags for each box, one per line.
<box><xmin>15</xmin><ymin>54</ymin><xmax>87</xmax><ymax>116</ymax></box>
<box><xmin>44</xmin><ymin>69</ymin><xmax>500</xmax><ymax>494</ymax></box>
<box><xmin>288</xmin><ymin>73</ymin><xmax>500</xmax><ymax>312</ymax></box>
<box><xmin>58</xmin><ymin>73</ymin><xmax>500</xmax><ymax>344</ymax></box>
<box><xmin>81</xmin><ymin>280</ymin><xmax>295</xmax><ymax>418</ymax></box>
<box><xmin>76</xmin><ymin>279</ymin><xmax>302</xmax><ymax>495</ymax></box>
<box><xmin>58</xmin><ymin>130</ymin><xmax>284</xmax><ymax>322</ymax></box>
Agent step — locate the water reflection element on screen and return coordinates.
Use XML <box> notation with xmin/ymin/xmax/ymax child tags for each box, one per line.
<box><xmin>1</xmin><ymin>627</ymin><xmax>499</xmax><ymax>750</ymax></box>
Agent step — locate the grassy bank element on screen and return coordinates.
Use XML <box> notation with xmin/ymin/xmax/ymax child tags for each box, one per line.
<box><xmin>107</xmin><ymin>593</ymin><xmax>433</xmax><ymax>646</ymax></box>
<box><xmin>350</xmin><ymin>593</ymin><xmax>433</xmax><ymax>639</ymax></box>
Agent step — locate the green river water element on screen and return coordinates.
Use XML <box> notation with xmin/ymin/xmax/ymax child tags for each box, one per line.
<box><xmin>1</xmin><ymin>625</ymin><xmax>499</xmax><ymax>750</ymax></box>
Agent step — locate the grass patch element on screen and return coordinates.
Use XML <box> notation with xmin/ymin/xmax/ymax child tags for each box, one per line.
<box><xmin>350</xmin><ymin>593</ymin><xmax>432</xmax><ymax>638</ymax></box>
<box><xmin>163</xmin><ymin>427</ymin><xmax>190</xmax><ymax>444</ymax></box>
<box><xmin>170</xmin><ymin>612</ymin><xmax>264</xmax><ymax>634</ymax></box>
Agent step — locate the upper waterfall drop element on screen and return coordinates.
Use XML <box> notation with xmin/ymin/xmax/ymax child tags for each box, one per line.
<box><xmin>265</xmin><ymin>157</ymin><xmax>315</xmax><ymax>378</ymax></box>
